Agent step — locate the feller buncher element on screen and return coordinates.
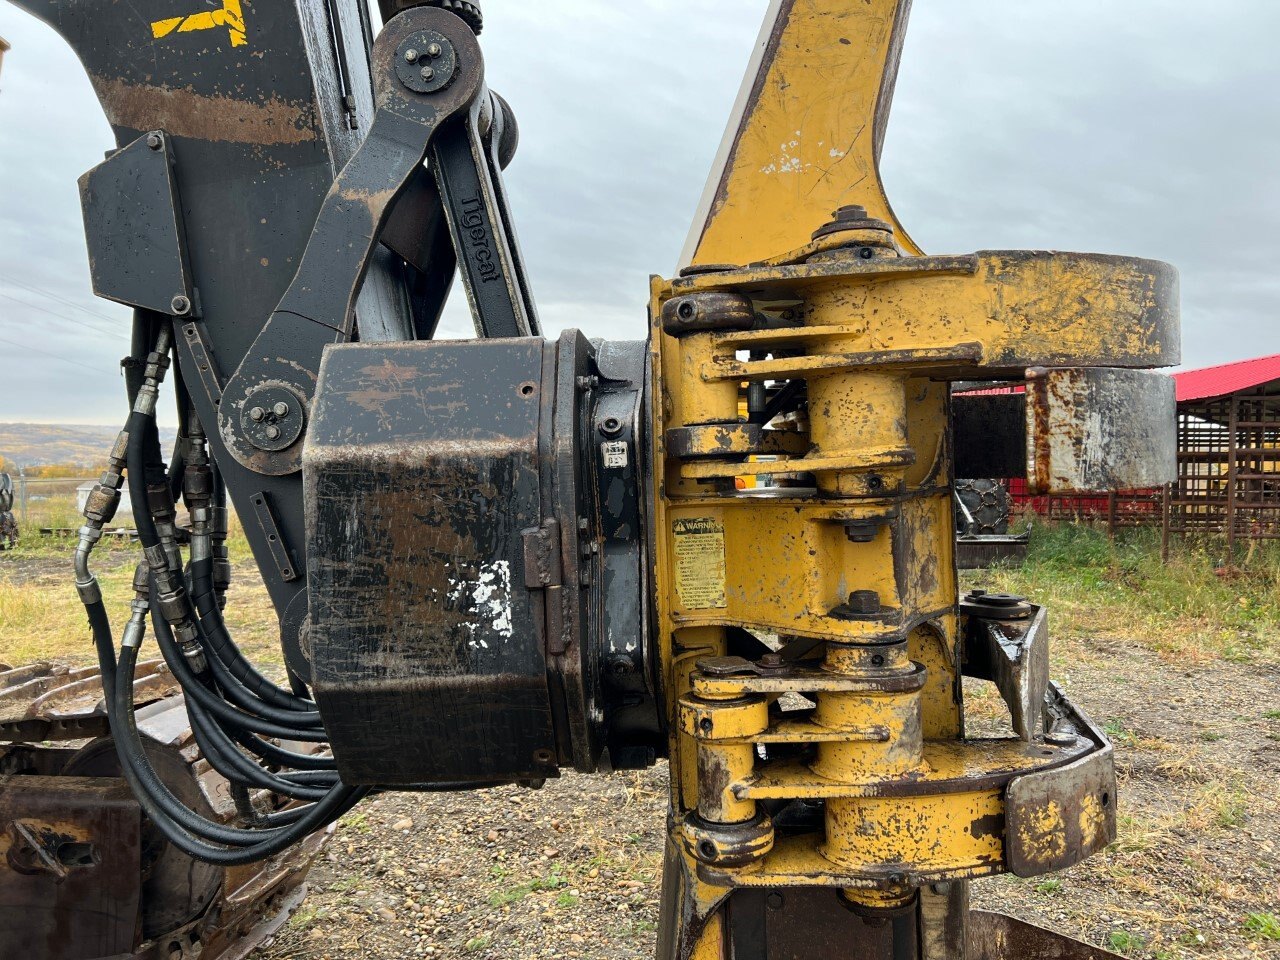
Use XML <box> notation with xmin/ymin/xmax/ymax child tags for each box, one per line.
<box><xmin>1</xmin><ymin>1</ymin><xmax>1180</xmax><ymax>957</ymax></box>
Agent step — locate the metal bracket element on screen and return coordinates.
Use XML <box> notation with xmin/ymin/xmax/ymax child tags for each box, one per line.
<box><xmin>175</xmin><ymin>321</ymin><xmax>224</xmax><ymax>411</ymax></box>
<box><xmin>249</xmin><ymin>491</ymin><xmax>298</xmax><ymax>583</ymax></box>
<box><xmin>1004</xmin><ymin>684</ymin><xmax>1118</xmax><ymax>878</ymax></box>
<box><xmin>523</xmin><ymin>519</ymin><xmax>567</xmax><ymax>656</ymax></box>
<box><xmin>961</xmin><ymin>598</ymin><xmax>1048</xmax><ymax>742</ymax></box>
<box><xmin>79</xmin><ymin>130</ymin><xmax>196</xmax><ymax>318</ymax></box>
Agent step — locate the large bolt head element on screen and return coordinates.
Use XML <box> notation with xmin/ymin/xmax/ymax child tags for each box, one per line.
<box><xmin>833</xmin><ymin>204</ymin><xmax>869</xmax><ymax>221</ymax></box>
<box><xmin>273</xmin><ymin>401</ymin><xmax>290</xmax><ymax>418</ymax></box>
<box><xmin>846</xmin><ymin>589</ymin><xmax>881</xmax><ymax>614</ymax></box>
<box><xmin>248</xmin><ymin>406</ymin><xmax>266</xmax><ymax>422</ymax></box>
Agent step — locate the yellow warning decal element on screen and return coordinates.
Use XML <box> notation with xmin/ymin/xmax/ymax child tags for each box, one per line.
<box><xmin>152</xmin><ymin>0</ymin><xmax>247</xmax><ymax>48</ymax></box>
<box><xmin>672</xmin><ymin>517</ymin><xmax>727</xmax><ymax>610</ymax></box>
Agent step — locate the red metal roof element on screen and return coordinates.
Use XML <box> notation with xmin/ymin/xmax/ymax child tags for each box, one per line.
<box><xmin>1173</xmin><ymin>354</ymin><xmax>1280</xmax><ymax>403</ymax></box>
<box><xmin>958</xmin><ymin>355</ymin><xmax>1280</xmax><ymax>404</ymax></box>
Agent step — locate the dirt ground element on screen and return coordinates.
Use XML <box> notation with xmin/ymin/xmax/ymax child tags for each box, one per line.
<box><xmin>2</xmin><ymin>547</ymin><xmax>1277</xmax><ymax>959</ymax></box>
<box><xmin>249</xmin><ymin>635</ymin><xmax>1280</xmax><ymax>960</ymax></box>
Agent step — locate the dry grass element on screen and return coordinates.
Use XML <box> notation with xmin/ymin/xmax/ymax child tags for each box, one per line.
<box><xmin>0</xmin><ymin>497</ymin><xmax>282</xmax><ymax>670</ymax></box>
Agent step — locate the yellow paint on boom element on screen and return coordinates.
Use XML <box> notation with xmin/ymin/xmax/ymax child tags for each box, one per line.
<box><xmin>152</xmin><ymin>0</ymin><xmax>247</xmax><ymax>48</ymax></box>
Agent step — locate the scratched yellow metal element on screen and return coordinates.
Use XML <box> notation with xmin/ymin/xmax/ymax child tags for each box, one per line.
<box><xmin>672</xmin><ymin>253</ymin><xmax>1177</xmax><ymax>376</ymax></box>
<box><xmin>681</xmin><ymin>0</ymin><xmax>922</xmax><ymax>268</ymax></box>
<box><xmin>679</xmin><ymin>697</ymin><xmax>770</xmax><ymax>741</ymax></box>
<box><xmin>649</xmin><ymin>0</ymin><xmax>1158</xmax><ymax>954</ymax></box>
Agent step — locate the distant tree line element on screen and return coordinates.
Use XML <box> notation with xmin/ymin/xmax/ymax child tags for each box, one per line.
<box><xmin>0</xmin><ymin>454</ymin><xmax>106</xmax><ymax>478</ymax></box>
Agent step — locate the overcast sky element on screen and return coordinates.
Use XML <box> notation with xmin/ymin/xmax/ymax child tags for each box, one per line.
<box><xmin>1</xmin><ymin>0</ymin><xmax>1277</xmax><ymax>425</ymax></box>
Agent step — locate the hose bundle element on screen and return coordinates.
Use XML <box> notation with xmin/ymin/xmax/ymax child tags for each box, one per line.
<box><xmin>76</xmin><ymin>313</ymin><xmax>367</xmax><ymax>864</ymax></box>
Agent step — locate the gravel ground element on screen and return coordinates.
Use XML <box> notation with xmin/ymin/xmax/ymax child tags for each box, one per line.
<box><xmin>254</xmin><ymin>636</ymin><xmax>1280</xmax><ymax>960</ymax></box>
<box><xmin>259</xmin><ymin>772</ymin><xmax>668</xmax><ymax>960</ymax></box>
<box><xmin>4</xmin><ymin>548</ymin><xmax>1275</xmax><ymax>958</ymax></box>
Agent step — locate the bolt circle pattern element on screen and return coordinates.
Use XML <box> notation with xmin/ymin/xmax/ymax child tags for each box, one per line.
<box><xmin>394</xmin><ymin>31</ymin><xmax>457</xmax><ymax>94</ymax></box>
<box><xmin>240</xmin><ymin>385</ymin><xmax>305</xmax><ymax>452</ymax></box>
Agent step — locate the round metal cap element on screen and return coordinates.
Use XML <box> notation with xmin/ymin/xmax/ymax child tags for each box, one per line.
<box><xmin>394</xmin><ymin>31</ymin><xmax>457</xmax><ymax>93</ymax></box>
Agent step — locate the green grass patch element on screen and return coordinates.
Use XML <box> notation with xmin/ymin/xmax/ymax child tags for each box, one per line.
<box><xmin>1108</xmin><ymin>930</ymin><xmax>1146</xmax><ymax>954</ymax></box>
<box><xmin>487</xmin><ymin>868</ymin><xmax>569</xmax><ymax>908</ymax></box>
<box><xmin>1245</xmin><ymin>912</ymin><xmax>1280</xmax><ymax>941</ymax></box>
<box><xmin>970</xmin><ymin>523</ymin><xmax>1280</xmax><ymax>664</ymax></box>
<box><xmin>0</xmin><ymin>495</ymin><xmax>283</xmax><ymax>670</ymax></box>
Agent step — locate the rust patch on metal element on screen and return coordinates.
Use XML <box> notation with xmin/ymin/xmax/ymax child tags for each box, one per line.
<box><xmin>337</xmin><ymin>184</ymin><xmax>399</xmax><ymax>218</ymax></box>
<box><xmin>91</xmin><ymin>77</ymin><xmax>319</xmax><ymax>146</ymax></box>
<box><xmin>969</xmin><ymin>910</ymin><xmax>1123</xmax><ymax>958</ymax></box>
<box><xmin>1</xmin><ymin>661</ymin><xmax>332</xmax><ymax>960</ymax></box>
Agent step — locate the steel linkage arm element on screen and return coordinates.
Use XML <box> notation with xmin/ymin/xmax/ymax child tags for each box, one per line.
<box><xmin>23</xmin><ymin>0</ymin><xmax>540</xmax><ymax>675</ymax></box>
<box><xmin>217</xmin><ymin>6</ymin><xmax>487</xmax><ymax>479</ymax></box>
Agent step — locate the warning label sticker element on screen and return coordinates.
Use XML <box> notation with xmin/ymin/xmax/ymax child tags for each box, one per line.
<box><xmin>672</xmin><ymin>517</ymin><xmax>727</xmax><ymax>609</ymax></box>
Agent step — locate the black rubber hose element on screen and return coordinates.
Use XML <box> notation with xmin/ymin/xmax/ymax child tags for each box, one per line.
<box><xmin>198</xmin><ymin>443</ymin><xmax>314</xmax><ymax>714</ymax></box>
<box><xmin>179</xmin><ymin>665</ymin><xmax>331</xmax><ymax>786</ymax></box>
<box><xmin>88</xmin><ymin>601</ymin><xmax>117</xmax><ymax>691</ymax></box>
<box><xmin>128</xmin><ymin>420</ymin><xmax>325</xmax><ymax>739</ymax></box>
<box><xmin>126</xmin><ymin>410</ymin><xmax>161</xmax><ymax>548</ymax></box>
<box><xmin>141</xmin><ymin>414</ymin><xmax>170</xmax><ymax>526</ymax></box>
<box><xmin>148</xmin><ymin>594</ymin><xmax>330</xmax><ymax>742</ymax></box>
<box><xmin>95</xmin><ymin>321</ymin><xmax>364</xmax><ymax>860</ymax></box>
<box><xmin>167</xmin><ymin>436</ymin><xmax>186</xmax><ymax>506</ymax></box>
<box><xmin>187</xmin><ymin>593</ymin><xmax>324</xmax><ymax>725</ymax></box>
<box><xmin>95</xmin><ymin>603</ymin><xmax>291</xmax><ymax>845</ymax></box>
<box><xmin>113</xmin><ymin>640</ymin><xmax>366</xmax><ymax>859</ymax></box>
<box><xmin>183</xmin><ymin>693</ymin><xmax>334</xmax><ymax>801</ymax></box>
<box><xmin>188</xmin><ymin>557</ymin><xmax>320</xmax><ymax>718</ymax></box>
<box><xmin>226</xmin><ymin>726</ymin><xmax>338</xmax><ymax>771</ymax></box>
<box><xmin>186</xmin><ymin>479</ymin><xmax>316</xmax><ymax>712</ymax></box>
<box><xmin>200</xmin><ymin>639</ymin><xmax>324</xmax><ymax>727</ymax></box>
<box><xmin>167</xmin><ymin>361</ymin><xmax>190</xmax><ymax>503</ymax></box>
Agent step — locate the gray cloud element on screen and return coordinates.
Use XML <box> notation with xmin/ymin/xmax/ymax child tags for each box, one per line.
<box><xmin>1</xmin><ymin>0</ymin><xmax>1275</xmax><ymax>425</ymax></box>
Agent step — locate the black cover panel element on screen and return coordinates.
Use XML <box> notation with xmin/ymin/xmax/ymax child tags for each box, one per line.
<box><xmin>305</xmin><ymin>339</ymin><xmax>555</xmax><ymax>784</ymax></box>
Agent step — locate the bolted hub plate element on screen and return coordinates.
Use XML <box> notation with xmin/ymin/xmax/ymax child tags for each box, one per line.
<box><xmin>394</xmin><ymin>32</ymin><xmax>457</xmax><ymax>94</ymax></box>
<box><xmin>240</xmin><ymin>385</ymin><xmax>305</xmax><ymax>452</ymax></box>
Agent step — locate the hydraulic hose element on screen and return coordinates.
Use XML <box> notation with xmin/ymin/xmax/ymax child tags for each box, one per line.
<box><xmin>187</xmin><ymin>556</ymin><xmax>321</xmax><ymax>720</ymax></box>
<box><xmin>182</xmin><ymin>691</ymin><xmax>335</xmax><ymax>801</ymax></box>
<box><xmin>147</xmin><ymin>596</ymin><xmax>329</xmax><ymax>742</ymax></box>
<box><xmin>76</xmin><ymin>316</ymin><xmax>365</xmax><ymax>864</ymax></box>
<box><xmin>114</xmin><ymin>641</ymin><xmax>366</xmax><ymax>862</ymax></box>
